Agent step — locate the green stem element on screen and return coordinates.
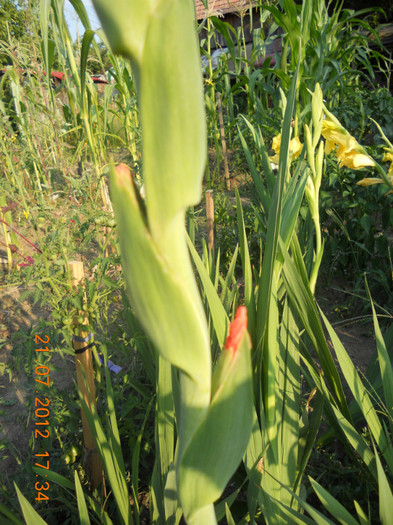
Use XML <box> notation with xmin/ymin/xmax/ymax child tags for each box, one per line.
<box><xmin>309</xmin><ymin>208</ymin><xmax>322</xmax><ymax>294</ymax></box>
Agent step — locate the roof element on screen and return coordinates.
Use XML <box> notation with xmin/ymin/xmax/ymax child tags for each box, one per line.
<box><xmin>0</xmin><ymin>68</ymin><xmax>108</xmax><ymax>84</ymax></box>
<box><xmin>195</xmin><ymin>0</ymin><xmax>254</xmax><ymax>20</ymax></box>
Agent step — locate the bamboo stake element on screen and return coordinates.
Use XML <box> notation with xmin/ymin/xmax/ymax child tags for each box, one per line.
<box><xmin>206</xmin><ymin>189</ymin><xmax>214</xmax><ymax>251</ymax></box>
<box><xmin>216</xmin><ymin>92</ymin><xmax>231</xmax><ymax>191</ymax></box>
<box><xmin>69</xmin><ymin>260</ymin><xmax>104</xmax><ymax>491</ymax></box>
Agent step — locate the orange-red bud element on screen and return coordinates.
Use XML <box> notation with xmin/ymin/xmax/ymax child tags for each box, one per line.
<box><xmin>224</xmin><ymin>306</ymin><xmax>248</xmax><ymax>356</ymax></box>
<box><xmin>115</xmin><ymin>164</ymin><xmax>134</xmax><ymax>186</ymax></box>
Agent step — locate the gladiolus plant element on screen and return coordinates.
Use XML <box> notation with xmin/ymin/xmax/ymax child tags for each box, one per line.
<box><xmin>92</xmin><ymin>1</ymin><xmax>253</xmax><ymax>523</ymax></box>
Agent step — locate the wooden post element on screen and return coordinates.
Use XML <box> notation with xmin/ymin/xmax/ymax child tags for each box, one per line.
<box><xmin>69</xmin><ymin>261</ymin><xmax>104</xmax><ymax>491</ymax></box>
<box><xmin>101</xmin><ymin>180</ymin><xmax>114</xmax><ymax>258</ymax></box>
<box><xmin>216</xmin><ymin>92</ymin><xmax>231</xmax><ymax>191</ymax></box>
<box><xmin>206</xmin><ymin>190</ymin><xmax>214</xmax><ymax>251</ymax></box>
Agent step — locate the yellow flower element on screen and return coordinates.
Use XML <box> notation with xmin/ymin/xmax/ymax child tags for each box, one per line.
<box><xmin>23</xmin><ymin>210</ymin><xmax>29</xmax><ymax>219</ymax></box>
<box><xmin>321</xmin><ymin>118</ymin><xmax>375</xmax><ymax>170</ymax></box>
<box><xmin>269</xmin><ymin>133</ymin><xmax>303</xmax><ymax>165</ymax></box>
<box><xmin>358</xmin><ymin>147</ymin><xmax>393</xmax><ymax>188</ymax></box>
<box><xmin>357</xmin><ymin>172</ymin><xmax>393</xmax><ymax>188</ymax></box>
<box><xmin>357</xmin><ymin>178</ymin><xmax>386</xmax><ymax>187</ymax></box>
<box><xmin>383</xmin><ymin>148</ymin><xmax>393</xmax><ymax>177</ymax></box>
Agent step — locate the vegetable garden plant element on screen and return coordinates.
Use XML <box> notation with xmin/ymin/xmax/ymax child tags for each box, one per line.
<box><xmin>0</xmin><ymin>0</ymin><xmax>393</xmax><ymax>523</ymax></box>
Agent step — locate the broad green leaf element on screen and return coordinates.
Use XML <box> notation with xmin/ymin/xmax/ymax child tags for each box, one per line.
<box><xmin>69</xmin><ymin>0</ymin><xmax>93</xmax><ymax>30</ymax></box>
<box><xmin>92</xmin><ymin>0</ymin><xmax>158</xmax><ymax>62</ymax></box>
<box><xmin>271</xmin><ymin>495</ymin><xmax>319</xmax><ymax>524</ymax></box>
<box><xmin>163</xmin><ymin>464</ymin><xmax>183</xmax><ymax>525</ymax></box>
<box><xmin>280</xmin><ymin>163</ymin><xmax>308</xmax><ymax>249</ymax></box>
<box><xmin>32</xmin><ymin>467</ymin><xmax>74</xmax><ymax>491</ymax></box>
<box><xmin>142</xmin><ymin>2</ymin><xmax>206</xmax><ymax>256</ymax></box>
<box><xmin>277</xmin><ymin>301</ymin><xmax>301</xmax><ymax>495</ymax></box>
<box><xmin>111</xmin><ymin>168</ymin><xmax>210</xmax><ymax>396</ymax></box>
<box><xmin>14</xmin><ymin>484</ymin><xmax>48</xmax><ymax>525</ymax></box>
<box><xmin>244</xmin><ymin>407</ymin><xmax>263</xmax><ymax>521</ymax></box>
<box><xmin>178</xmin><ymin>331</ymin><xmax>253</xmax><ymax>518</ymax></box>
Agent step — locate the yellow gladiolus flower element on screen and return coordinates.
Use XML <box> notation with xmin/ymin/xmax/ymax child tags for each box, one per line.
<box><xmin>383</xmin><ymin>148</ymin><xmax>393</xmax><ymax>178</ymax></box>
<box><xmin>357</xmin><ymin>172</ymin><xmax>393</xmax><ymax>188</ymax></box>
<box><xmin>269</xmin><ymin>133</ymin><xmax>303</xmax><ymax>165</ymax></box>
<box><xmin>383</xmin><ymin>150</ymin><xmax>393</xmax><ymax>163</ymax></box>
<box><xmin>321</xmin><ymin>118</ymin><xmax>375</xmax><ymax>170</ymax></box>
<box><xmin>357</xmin><ymin>177</ymin><xmax>386</xmax><ymax>187</ymax></box>
<box><xmin>358</xmin><ymin>147</ymin><xmax>393</xmax><ymax>188</ymax></box>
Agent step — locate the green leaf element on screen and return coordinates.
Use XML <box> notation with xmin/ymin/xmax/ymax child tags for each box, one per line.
<box><xmin>235</xmin><ymin>188</ymin><xmax>256</xmax><ymax>339</ymax></box>
<box><xmin>111</xmin><ymin>169</ymin><xmax>210</xmax><ymax>393</ymax></box>
<box><xmin>39</xmin><ymin>0</ymin><xmax>51</xmax><ymax>75</ymax></box>
<box><xmin>68</xmin><ymin>0</ymin><xmax>93</xmax><ymax>30</ymax></box>
<box><xmin>280</xmin><ymin>236</ymin><xmax>349</xmax><ymax>417</ymax></box>
<box><xmin>74</xmin><ymin>471</ymin><xmax>91</xmax><ymax>525</ymax></box>
<box><xmin>224</xmin><ymin>503</ymin><xmax>236</xmax><ymax>525</ymax></box>
<box><xmin>320</xmin><ymin>308</ymin><xmax>393</xmax><ymax>475</ymax></box>
<box><xmin>0</xmin><ymin>502</ymin><xmax>24</xmax><ymax>525</ymax></box>
<box><xmin>140</xmin><ymin>1</ymin><xmax>207</xmax><ymax>255</ymax></box>
<box><xmin>187</xmin><ymin>234</ymin><xmax>229</xmax><ymax>349</ymax></box>
<box><xmin>163</xmin><ymin>463</ymin><xmax>182</xmax><ymax>525</ymax></box>
<box><xmin>374</xmin><ymin>444</ymin><xmax>393</xmax><ymax>525</ymax></box>
<box><xmin>366</xmin><ymin>281</ymin><xmax>393</xmax><ymax>422</ymax></box>
<box><xmin>14</xmin><ymin>484</ymin><xmax>48</xmax><ymax>525</ymax></box>
<box><xmin>157</xmin><ymin>356</ymin><xmax>175</xmax><ymax>485</ymax></box>
<box><xmin>79</xmin><ymin>395</ymin><xmax>132</xmax><ymax>525</ymax></box>
<box><xmin>308</xmin><ymin>476</ymin><xmax>359</xmax><ymax>525</ymax></box>
<box><xmin>353</xmin><ymin>501</ymin><xmax>370</xmax><ymax>525</ymax></box>
<box><xmin>178</xmin><ymin>331</ymin><xmax>253</xmax><ymax>518</ymax></box>
<box><xmin>80</xmin><ymin>30</ymin><xmax>95</xmax><ymax>112</ymax></box>
<box><xmin>255</xmin><ymin>58</ymin><xmax>299</xmax><ymax>358</ymax></box>
<box><xmin>32</xmin><ymin>467</ymin><xmax>74</xmax><ymax>491</ymax></box>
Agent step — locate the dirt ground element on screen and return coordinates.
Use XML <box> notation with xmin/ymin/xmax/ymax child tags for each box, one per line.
<box><xmin>0</xmin><ymin>284</ymin><xmax>74</xmax><ymax>477</ymax></box>
<box><xmin>316</xmin><ymin>278</ymin><xmax>378</xmax><ymax>374</ymax></box>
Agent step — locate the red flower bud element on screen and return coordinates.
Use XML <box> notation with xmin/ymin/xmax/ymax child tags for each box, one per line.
<box><xmin>115</xmin><ymin>164</ymin><xmax>135</xmax><ymax>186</ymax></box>
<box><xmin>224</xmin><ymin>306</ymin><xmax>248</xmax><ymax>356</ymax></box>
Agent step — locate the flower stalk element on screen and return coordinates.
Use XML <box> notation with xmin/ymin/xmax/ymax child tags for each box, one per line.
<box><xmin>92</xmin><ymin>1</ymin><xmax>254</xmax><ymax>522</ymax></box>
<box><xmin>304</xmin><ymin>84</ymin><xmax>325</xmax><ymax>293</ymax></box>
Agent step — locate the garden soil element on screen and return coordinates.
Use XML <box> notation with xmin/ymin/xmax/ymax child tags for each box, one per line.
<box><xmin>0</xmin><ymin>284</ymin><xmax>74</xmax><ymax>477</ymax></box>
